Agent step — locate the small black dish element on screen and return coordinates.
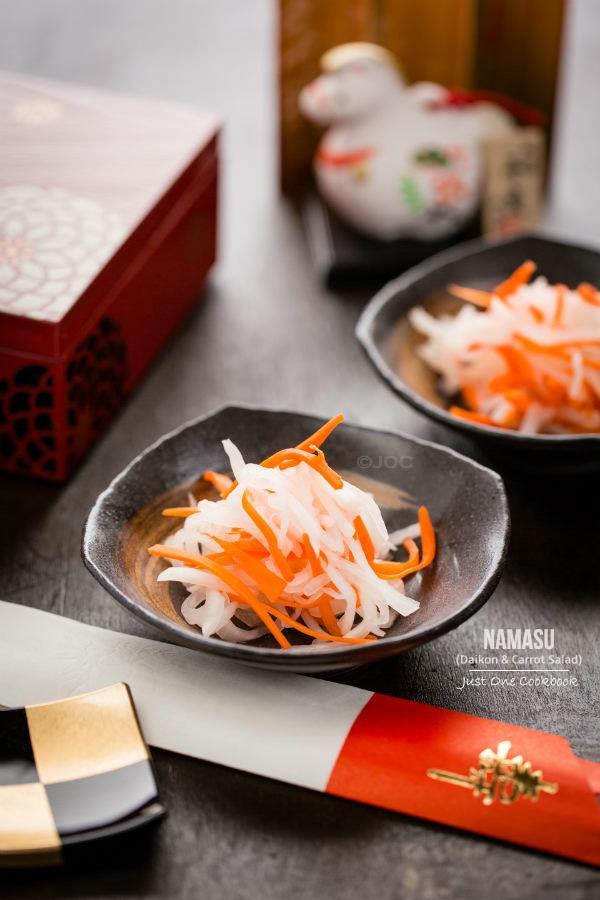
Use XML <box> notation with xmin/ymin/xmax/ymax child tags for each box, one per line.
<box><xmin>356</xmin><ymin>233</ymin><xmax>600</xmax><ymax>474</ymax></box>
<box><xmin>82</xmin><ymin>406</ymin><xmax>509</xmax><ymax>674</ymax></box>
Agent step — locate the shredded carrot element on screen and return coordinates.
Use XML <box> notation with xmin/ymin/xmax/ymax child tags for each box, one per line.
<box><xmin>371</xmin><ymin>538</ymin><xmax>420</xmax><ymax>579</ymax></box>
<box><xmin>213</xmin><ymin>538</ymin><xmax>286</xmax><ymax>603</ymax></box>
<box><xmin>496</xmin><ymin>344</ymin><xmax>537</xmax><ymax>384</ymax></box>
<box><xmin>552</xmin><ymin>284</ymin><xmax>566</xmax><ymax>328</ymax></box>
<box><xmin>494</xmin><ymin>260</ymin><xmax>536</xmax><ymax>298</ymax></box>
<box><xmin>541</xmin><ymin>373</ymin><xmax>567</xmax><ymax>405</ymax></box>
<box><xmin>147</xmin><ymin>545</ymin><xmax>290</xmax><ymax>649</ymax></box>
<box><xmin>260</xmin><ymin>602</ymin><xmax>372</xmax><ymax>644</ymax></box>
<box><xmin>373</xmin><ymin>509</ymin><xmax>435</xmax><ymax>580</ymax></box>
<box><xmin>318</xmin><ymin>595</ymin><xmax>341</xmax><ymax>636</ymax></box>
<box><xmin>260</xmin><ymin>447</ymin><xmax>344</xmax><ymax>489</ymax></box>
<box><xmin>242</xmin><ymin>490</ymin><xmax>294</xmax><ymax>581</ymax></box>
<box><xmin>302</xmin><ymin>533</ymin><xmax>322</xmax><ymax>576</ymax></box>
<box><xmin>488</xmin><ymin>372</ymin><xmax>518</xmax><ymax>393</ymax></box>
<box><xmin>577</xmin><ymin>283</ymin><xmax>600</xmax><ymax>306</ymax></box>
<box><xmin>353</xmin><ymin>515</ymin><xmax>375</xmax><ymax>561</ymax></box>
<box><xmin>529</xmin><ymin>305</ymin><xmax>544</xmax><ymax>324</ymax></box>
<box><xmin>161</xmin><ymin>507</ymin><xmax>197</xmax><ymax>518</ymax></box>
<box><xmin>296</xmin><ymin>413</ymin><xmax>344</xmax><ymax>452</ymax></box>
<box><xmin>448</xmin><ymin>285</ymin><xmax>492</xmax><ymax>308</ymax></box>
<box><xmin>232</xmin><ymin>536</ymin><xmax>269</xmax><ymax>555</ymax></box>
<box><xmin>503</xmin><ymin>388</ymin><xmax>531</xmax><ymax>412</ymax></box>
<box><xmin>418</xmin><ymin>506</ymin><xmax>436</xmax><ymax>566</ymax></box>
<box><xmin>515</xmin><ymin>334</ymin><xmax>600</xmax><ymax>351</ymax></box>
<box><xmin>223</xmin><ymin>413</ymin><xmax>345</xmax><ymax>498</ymax></box>
<box><xmin>202</xmin><ymin>470</ymin><xmax>234</xmax><ymax>497</ymax></box>
<box><xmin>582</xmin><ymin>355</ymin><xmax>600</xmax><ymax>371</ymax></box>
<box><xmin>450</xmin><ymin>406</ymin><xmax>499</xmax><ymax>426</ymax></box>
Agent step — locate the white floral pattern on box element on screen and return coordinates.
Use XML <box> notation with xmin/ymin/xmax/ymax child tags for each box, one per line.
<box><xmin>0</xmin><ymin>185</ymin><xmax>125</xmax><ymax>322</ymax></box>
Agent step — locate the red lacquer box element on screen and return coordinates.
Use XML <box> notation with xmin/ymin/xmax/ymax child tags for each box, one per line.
<box><xmin>0</xmin><ymin>72</ymin><xmax>219</xmax><ymax>480</ymax></box>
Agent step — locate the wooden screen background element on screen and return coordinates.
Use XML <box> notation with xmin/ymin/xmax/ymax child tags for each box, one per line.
<box><xmin>279</xmin><ymin>0</ymin><xmax>565</xmax><ymax>191</ymax></box>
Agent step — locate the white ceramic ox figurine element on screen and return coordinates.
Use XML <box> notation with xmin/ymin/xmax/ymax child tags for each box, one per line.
<box><xmin>299</xmin><ymin>43</ymin><xmax>514</xmax><ymax>242</ymax></box>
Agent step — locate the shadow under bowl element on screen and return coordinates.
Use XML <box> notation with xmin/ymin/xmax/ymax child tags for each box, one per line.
<box><xmin>82</xmin><ymin>406</ymin><xmax>509</xmax><ymax>674</ymax></box>
<box><xmin>356</xmin><ymin>233</ymin><xmax>600</xmax><ymax>475</ymax></box>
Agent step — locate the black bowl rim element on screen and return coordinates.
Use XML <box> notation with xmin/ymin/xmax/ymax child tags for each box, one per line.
<box><xmin>356</xmin><ymin>231</ymin><xmax>600</xmax><ymax>447</ymax></box>
<box><xmin>82</xmin><ymin>403</ymin><xmax>510</xmax><ymax>667</ymax></box>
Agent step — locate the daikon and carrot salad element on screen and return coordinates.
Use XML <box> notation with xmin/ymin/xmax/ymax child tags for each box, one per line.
<box><xmin>409</xmin><ymin>261</ymin><xmax>600</xmax><ymax>434</ymax></box>
<box><xmin>148</xmin><ymin>414</ymin><xmax>436</xmax><ymax>649</ymax></box>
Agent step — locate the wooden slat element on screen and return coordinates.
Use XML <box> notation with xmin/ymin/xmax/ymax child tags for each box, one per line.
<box><xmin>279</xmin><ymin>0</ymin><xmax>376</xmax><ymax>190</ymax></box>
<box><xmin>475</xmin><ymin>0</ymin><xmax>565</xmax><ymax>121</ymax></box>
<box><xmin>379</xmin><ymin>0</ymin><xmax>477</xmax><ymax>86</ymax></box>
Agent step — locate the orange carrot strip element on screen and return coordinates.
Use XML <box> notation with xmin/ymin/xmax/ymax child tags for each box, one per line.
<box><xmin>583</xmin><ymin>356</ymin><xmax>600</xmax><ymax>371</ymax></box>
<box><xmin>280</xmin><ymin>596</ymin><xmax>324</xmax><ymax>610</ymax></box>
<box><xmin>302</xmin><ymin>533</ymin><xmax>322</xmax><ymax>576</ymax></box>
<box><xmin>403</xmin><ymin>538</ymin><xmax>420</xmax><ymax>566</ymax></box>
<box><xmin>552</xmin><ymin>284</ymin><xmax>566</xmax><ymax>328</ymax></box>
<box><xmin>213</xmin><ymin>538</ymin><xmax>286</xmax><ymax>603</ymax></box>
<box><xmin>202</xmin><ymin>470</ymin><xmax>234</xmax><ymax>497</ymax></box>
<box><xmin>499</xmin><ymin>408</ymin><xmax>520</xmax><ymax>429</ymax></box>
<box><xmin>318</xmin><ymin>595</ymin><xmax>341</xmax><ymax>636</ymax></box>
<box><xmin>497</xmin><ymin>344</ymin><xmax>535</xmax><ymax>378</ymax></box>
<box><xmin>515</xmin><ymin>334</ymin><xmax>600</xmax><ymax>351</ymax></box>
<box><xmin>447</xmin><ymin>285</ymin><xmax>492</xmax><ymax>308</ymax></box>
<box><xmin>503</xmin><ymin>388</ymin><xmax>531</xmax><ymax>412</ymax></box>
<box><xmin>541</xmin><ymin>373</ymin><xmax>567</xmax><ymax>405</ymax></box>
<box><xmin>494</xmin><ymin>260</ymin><xmax>536</xmax><ymax>298</ymax></box>
<box><xmin>227</xmin><ymin>591</ymin><xmax>325</xmax><ymax>612</ymax></box>
<box><xmin>418</xmin><ymin>506</ymin><xmax>436</xmax><ymax>566</ymax></box>
<box><xmin>469</xmin><ymin>342</ymin><xmax>541</xmax><ymax>390</ymax></box>
<box><xmin>488</xmin><ymin>372</ymin><xmax>518</xmax><ymax>392</ymax></box>
<box><xmin>206</xmin><ymin>552</ymin><xmax>229</xmax><ymax>563</ymax></box>
<box><xmin>233</xmin><ymin>537</ymin><xmax>269</xmax><ymax>555</ymax></box>
<box><xmin>296</xmin><ymin>413</ymin><xmax>344</xmax><ymax>452</ymax></box>
<box><xmin>259</xmin><ymin>603</ymin><xmax>373</xmax><ymax>645</ymax></box>
<box><xmin>290</xmin><ymin>557</ymin><xmax>312</xmax><ymax>576</ymax></box>
<box><xmin>147</xmin><ymin>545</ymin><xmax>290</xmax><ymax>649</ymax></box>
<box><xmin>223</xmin><ymin>414</ymin><xmax>345</xmax><ymax>498</ymax></box>
<box><xmin>450</xmin><ymin>406</ymin><xmax>499</xmax><ymax>426</ymax></box>
<box><xmin>260</xmin><ymin>447</ymin><xmax>344</xmax><ymax>489</ymax></box>
<box><xmin>494</xmin><ymin>345</ymin><xmax>540</xmax><ymax>396</ymax></box>
<box><xmin>529</xmin><ymin>305</ymin><xmax>544</xmax><ymax>324</ymax></box>
<box><xmin>161</xmin><ymin>507</ymin><xmax>197</xmax><ymax>518</ymax></box>
<box><xmin>242</xmin><ymin>490</ymin><xmax>294</xmax><ymax>581</ymax></box>
<box><xmin>577</xmin><ymin>283</ymin><xmax>600</xmax><ymax>306</ymax></box>
<box><xmin>374</xmin><ymin>510</ymin><xmax>436</xmax><ymax>580</ymax></box>
<box><xmin>353</xmin><ymin>515</ymin><xmax>375</xmax><ymax>562</ymax></box>
<box><xmin>513</xmin><ymin>334</ymin><xmax>569</xmax><ymax>358</ymax></box>
<box><xmin>371</xmin><ymin>538</ymin><xmax>420</xmax><ymax>579</ymax></box>
<box><xmin>463</xmin><ymin>385</ymin><xmax>482</xmax><ymax>410</ymax></box>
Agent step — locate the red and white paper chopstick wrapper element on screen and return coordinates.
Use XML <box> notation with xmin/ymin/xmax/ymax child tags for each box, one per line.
<box><xmin>1</xmin><ymin>601</ymin><xmax>598</xmax><ymax>866</ymax></box>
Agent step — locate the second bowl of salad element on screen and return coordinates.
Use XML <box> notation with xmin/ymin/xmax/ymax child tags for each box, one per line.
<box><xmin>356</xmin><ymin>233</ymin><xmax>600</xmax><ymax>473</ymax></box>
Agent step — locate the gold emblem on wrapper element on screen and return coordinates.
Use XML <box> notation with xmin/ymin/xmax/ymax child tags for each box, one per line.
<box><xmin>427</xmin><ymin>740</ymin><xmax>558</xmax><ymax>806</ymax></box>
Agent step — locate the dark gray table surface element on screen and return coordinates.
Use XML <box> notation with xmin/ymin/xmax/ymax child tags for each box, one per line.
<box><xmin>1</xmin><ymin>2</ymin><xmax>598</xmax><ymax>898</ymax></box>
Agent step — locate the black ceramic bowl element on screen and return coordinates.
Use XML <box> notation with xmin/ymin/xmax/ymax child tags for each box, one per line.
<box><xmin>356</xmin><ymin>233</ymin><xmax>600</xmax><ymax>474</ymax></box>
<box><xmin>82</xmin><ymin>406</ymin><xmax>509</xmax><ymax>674</ymax></box>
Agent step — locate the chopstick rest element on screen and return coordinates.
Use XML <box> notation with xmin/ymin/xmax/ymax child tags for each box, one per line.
<box><xmin>1</xmin><ymin>601</ymin><xmax>598</xmax><ymax>867</ymax></box>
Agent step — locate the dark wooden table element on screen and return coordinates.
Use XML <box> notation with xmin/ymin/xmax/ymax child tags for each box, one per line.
<box><xmin>1</xmin><ymin>2</ymin><xmax>599</xmax><ymax>898</ymax></box>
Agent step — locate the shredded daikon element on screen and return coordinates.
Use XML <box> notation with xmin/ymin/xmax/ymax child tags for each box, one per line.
<box><xmin>409</xmin><ymin>263</ymin><xmax>600</xmax><ymax>434</ymax></box>
<box><xmin>149</xmin><ymin>415</ymin><xmax>436</xmax><ymax>648</ymax></box>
